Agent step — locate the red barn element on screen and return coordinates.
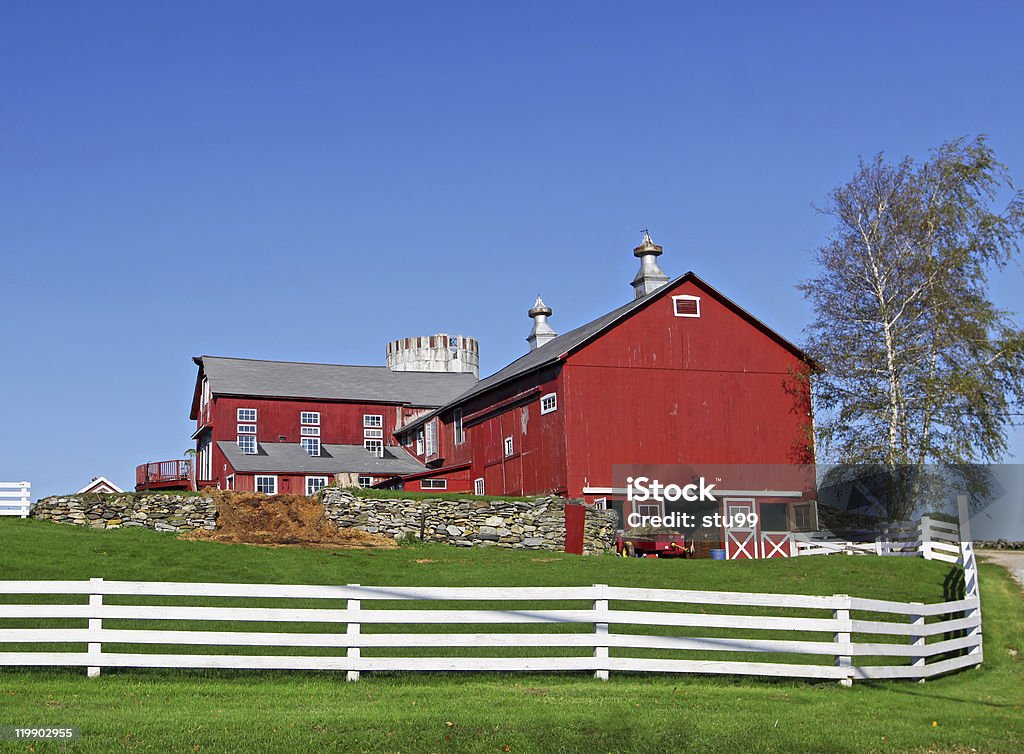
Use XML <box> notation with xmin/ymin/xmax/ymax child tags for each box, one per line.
<box><xmin>147</xmin><ymin>232</ymin><xmax>815</xmax><ymax>556</ymax></box>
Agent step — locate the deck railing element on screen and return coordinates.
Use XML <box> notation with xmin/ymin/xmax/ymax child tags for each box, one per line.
<box><xmin>135</xmin><ymin>460</ymin><xmax>192</xmax><ymax>490</ymax></box>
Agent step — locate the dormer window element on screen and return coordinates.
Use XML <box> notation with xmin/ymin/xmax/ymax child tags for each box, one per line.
<box><xmin>672</xmin><ymin>295</ymin><xmax>701</xmax><ymax>318</ymax></box>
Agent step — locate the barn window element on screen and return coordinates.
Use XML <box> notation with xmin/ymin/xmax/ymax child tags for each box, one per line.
<box><xmin>503</xmin><ymin>436</ymin><xmax>514</xmax><ymax>457</ymax></box>
<box><xmin>237</xmin><ymin>424</ymin><xmax>256</xmax><ymax>434</ymax></box>
<box><xmin>474</xmin><ymin>478</ymin><xmax>485</xmax><ymax>495</ymax></box>
<box><xmin>540</xmin><ymin>393</ymin><xmax>557</xmax><ymax>414</ymax></box>
<box><xmin>300</xmin><ymin>411</ymin><xmax>320</xmax><ymax>426</ymax></box>
<box><xmin>255</xmin><ymin>475</ymin><xmax>277</xmax><ymax>494</ymax></box>
<box><xmin>364</xmin><ymin>439</ymin><xmax>384</xmax><ymax>457</ymax></box>
<box><xmin>305</xmin><ymin>476</ymin><xmax>328</xmax><ymax>496</ymax></box>
<box><xmin>363</xmin><ymin>414</ymin><xmax>383</xmax><ymax>428</ymax></box>
<box><xmin>237</xmin><ymin>408</ymin><xmax>257</xmax><ymax>422</ymax></box>
<box><xmin>454</xmin><ymin>408</ymin><xmax>465</xmax><ymax>445</ymax></box>
<box><xmin>357</xmin><ymin>475</ymin><xmax>373</xmax><ymax>487</ymax></box>
<box><xmin>425</xmin><ymin>419</ymin><xmax>438</xmax><ymax>457</ymax></box>
<box><xmin>416</xmin><ymin>429</ymin><xmax>424</xmax><ymax>455</ymax></box>
<box><xmin>793</xmin><ymin>503</ymin><xmax>815</xmax><ymax>531</ymax></box>
<box><xmin>363</xmin><ymin>428</ymin><xmax>383</xmax><ymax>439</ymax></box>
<box><xmin>672</xmin><ymin>295</ymin><xmax>701</xmax><ymax>318</ymax></box>
<box><xmin>237</xmin><ymin>435</ymin><xmax>257</xmax><ymax>455</ymax></box>
<box><xmin>421</xmin><ymin>478</ymin><xmax>448</xmax><ymax>490</ymax></box>
<box><xmin>300</xmin><ymin>437</ymin><xmax>321</xmax><ymax>457</ymax></box>
<box><xmin>301</xmin><ymin>426</ymin><xmax>320</xmax><ymax>436</ymax></box>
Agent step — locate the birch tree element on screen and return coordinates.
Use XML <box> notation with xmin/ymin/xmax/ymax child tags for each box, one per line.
<box><xmin>800</xmin><ymin>136</ymin><xmax>1024</xmax><ymax>518</ymax></box>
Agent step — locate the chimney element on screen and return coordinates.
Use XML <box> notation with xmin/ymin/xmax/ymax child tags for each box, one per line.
<box><xmin>631</xmin><ymin>230</ymin><xmax>670</xmax><ymax>299</ymax></box>
<box><xmin>526</xmin><ymin>295</ymin><xmax>557</xmax><ymax>351</ymax></box>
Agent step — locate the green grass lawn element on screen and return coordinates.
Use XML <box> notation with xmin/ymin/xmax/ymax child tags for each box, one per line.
<box><xmin>1</xmin><ymin>517</ymin><xmax>1022</xmax><ymax>753</ymax></box>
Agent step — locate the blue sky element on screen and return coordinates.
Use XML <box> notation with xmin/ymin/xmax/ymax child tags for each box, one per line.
<box><xmin>2</xmin><ymin>1</ymin><xmax>1022</xmax><ymax>501</ymax></box>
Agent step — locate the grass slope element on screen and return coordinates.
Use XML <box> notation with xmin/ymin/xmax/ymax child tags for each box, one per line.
<box><xmin>0</xmin><ymin>517</ymin><xmax>1022</xmax><ymax>753</ymax></box>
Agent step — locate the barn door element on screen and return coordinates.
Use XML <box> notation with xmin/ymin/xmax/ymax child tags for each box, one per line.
<box><xmin>724</xmin><ymin>498</ymin><xmax>758</xmax><ymax>560</ymax></box>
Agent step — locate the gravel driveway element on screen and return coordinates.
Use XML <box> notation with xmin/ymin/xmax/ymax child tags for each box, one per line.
<box><xmin>978</xmin><ymin>550</ymin><xmax>1024</xmax><ymax>593</ymax></box>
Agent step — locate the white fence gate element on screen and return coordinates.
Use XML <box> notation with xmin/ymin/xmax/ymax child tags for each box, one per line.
<box><xmin>0</xmin><ymin>482</ymin><xmax>31</xmax><ymax>518</ymax></box>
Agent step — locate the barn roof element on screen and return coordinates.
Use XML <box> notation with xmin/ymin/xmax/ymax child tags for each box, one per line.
<box><xmin>217</xmin><ymin>441</ymin><xmax>426</xmax><ymax>476</ymax></box>
<box><xmin>195</xmin><ymin>356</ymin><xmax>477</xmax><ymax>407</ymax></box>
<box><xmin>397</xmin><ymin>272</ymin><xmax>810</xmax><ymax>433</ymax></box>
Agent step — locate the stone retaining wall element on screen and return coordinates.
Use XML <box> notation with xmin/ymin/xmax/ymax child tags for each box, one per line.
<box><xmin>321</xmin><ymin>488</ymin><xmax>617</xmax><ymax>554</ymax></box>
<box><xmin>32</xmin><ymin>494</ymin><xmax>218</xmax><ymax>532</ymax></box>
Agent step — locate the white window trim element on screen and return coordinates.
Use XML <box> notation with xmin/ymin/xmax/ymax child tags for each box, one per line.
<box><xmin>237</xmin><ymin>424</ymin><xmax>256</xmax><ymax>434</ymax></box>
<box><xmin>425</xmin><ymin>419</ymin><xmax>438</xmax><ymax>457</ymax></box>
<box><xmin>503</xmin><ymin>436</ymin><xmax>514</xmax><ymax>457</ymax></box>
<box><xmin>363</xmin><ymin>414</ymin><xmax>383</xmax><ymax>428</ymax></box>
<box><xmin>592</xmin><ymin>497</ymin><xmax>607</xmax><ymax>510</ymax></box>
<box><xmin>364</xmin><ymin>439</ymin><xmax>384</xmax><ymax>458</ymax></box>
<box><xmin>454</xmin><ymin>408</ymin><xmax>464</xmax><ymax>445</ymax></box>
<box><xmin>421</xmin><ymin>478</ymin><xmax>448</xmax><ymax>490</ymax></box>
<box><xmin>672</xmin><ymin>294</ymin><xmax>701</xmax><ymax>318</ymax></box>
<box><xmin>237</xmin><ymin>408</ymin><xmax>257</xmax><ymax>422</ymax></box>
<box><xmin>474</xmin><ymin>478</ymin><xmax>485</xmax><ymax>495</ymax></box>
<box><xmin>255</xmin><ymin>475</ymin><xmax>277</xmax><ymax>494</ymax></box>
<box><xmin>305</xmin><ymin>475</ymin><xmax>329</xmax><ymax>496</ymax></box>
<box><xmin>225</xmin><ymin>474</ymin><xmax>234</xmax><ymax>491</ymax></box>
<box><xmin>416</xmin><ymin>429</ymin><xmax>424</xmax><ymax>455</ymax></box>
<box><xmin>363</xmin><ymin>428</ymin><xmax>383</xmax><ymax>439</ymax></box>
<box><xmin>237</xmin><ymin>435</ymin><xmax>257</xmax><ymax>455</ymax></box>
<box><xmin>300</xmin><ymin>426</ymin><xmax>320</xmax><ymax>437</ymax></box>
<box><xmin>357</xmin><ymin>475</ymin><xmax>373</xmax><ymax>487</ymax></box>
<box><xmin>301</xmin><ymin>437</ymin><xmax>321</xmax><ymax>457</ymax></box>
<box><xmin>540</xmin><ymin>393</ymin><xmax>557</xmax><ymax>415</ymax></box>
<box><xmin>300</xmin><ymin>411</ymin><xmax>321</xmax><ymax>426</ymax></box>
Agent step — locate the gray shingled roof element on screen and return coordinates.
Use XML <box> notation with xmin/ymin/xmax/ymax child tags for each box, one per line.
<box><xmin>198</xmin><ymin>356</ymin><xmax>477</xmax><ymax>406</ymax></box>
<box><xmin>218</xmin><ymin>441</ymin><xmax>426</xmax><ymax>475</ymax></box>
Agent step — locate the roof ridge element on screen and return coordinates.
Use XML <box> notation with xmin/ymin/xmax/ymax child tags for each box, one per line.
<box><xmin>199</xmin><ymin>355</ymin><xmax>392</xmax><ymax>370</ymax></box>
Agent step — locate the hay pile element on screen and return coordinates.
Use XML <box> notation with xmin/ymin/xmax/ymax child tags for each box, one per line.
<box><xmin>181</xmin><ymin>489</ymin><xmax>397</xmax><ymax>549</ymax></box>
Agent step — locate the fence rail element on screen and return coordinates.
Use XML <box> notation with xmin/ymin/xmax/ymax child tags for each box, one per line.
<box><xmin>795</xmin><ymin>515</ymin><xmax>963</xmax><ymax>563</ymax></box>
<box><xmin>0</xmin><ymin>572</ymin><xmax>982</xmax><ymax>683</ymax></box>
<box><xmin>0</xmin><ymin>482</ymin><xmax>31</xmax><ymax>518</ymax></box>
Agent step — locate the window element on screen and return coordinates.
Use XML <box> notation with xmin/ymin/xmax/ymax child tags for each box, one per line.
<box><xmin>225</xmin><ymin>474</ymin><xmax>234</xmax><ymax>491</ymax></box>
<box><xmin>237</xmin><ymin>423</ymin><xmax>257</xmax><ymax>434</ymax></box>
<box><xmin>363</xmin><ymin>428</ymin><xmax>383</xmax><ymax>439</ymax></box>
<box><xmin>474</xmin><ymin>478</ymin><xmax>485</xmax><ymax>495</ymax></box>
<box><xmin>793</xmin><ymin>503</ymin><xmax>815</xmax><ymax>531</ymax></box>
<box><xmin>255</xmin><ymin>475</ymin><xmax>277</xmax><ymax>494</ymax></box>
<box><xmin>301</xmin><ymin>437</ymin><xmax>321</xmax><ymax>457</ymax></box>
<box><xmin>300</xmin><ymin>411</ymin><xmax>320</xmax><ymax>426</ymax></box>
<box><xmin>592</xmin><ymin>497</ymin><xmax>607</xmax><ymax>510</ymax></box>
<box><xmin>540</xmin><ymin>393</ymin><xmax>557</xmax><ymax>414</ymax></box>
<box><xmin>672</xmin><ymin>295</ymin><xmax>701</xmax><ymax>318</ymax></box>
<box><xmin>357</xmin><ymin>475</ymin><xmax>373</xmax><ymax>487</ymax></box>
<box><xmin>454</xmin><ymin>408</ymin><xmax>464</xmax><ymax>445</ymax></box>
<box><xmin>425</xmin><ymin>419</ymin><xmax>438</xmax><ymax>457</ymax></box>
<box><xmin>305</xmin><ymin>476</ymin><xmax>329</xmax><ymax>496</ymax></box>
<box><xmin>416</xmin><ymin>429</ymin><xmax>424</xmax><ymax>455</ymax></box>
<box><xmin>363</xmin><ymin>414</ymin><xmax>383</xmax><ymax>428</ymax></box>
<box><xmin>421</xmin><ymin>478</ymin><xmax>448</xmax><ymax>490</ymax></box>
<box><xmin>300</xmin><ymin>426</ymin><xmax>320</xmax><ymax>437</ymax></box>
<box><xmin>237</xmin><ymin>408</ymin><xmax>257</xmax><ymax>422</ymax></box>
<box><xmin>364</xmin><ymin>439</ymin><xmax>384</xmax><ymax>457</ymax></box>
<box><xmin>503</xmin><ymin>436</ymin><xmax>514</xmax><ymax>457</ymax></box>
<box><xmin>237</xmin><ymin>435</ymin><xmax>257</xmax><ymax>455</ymax></box>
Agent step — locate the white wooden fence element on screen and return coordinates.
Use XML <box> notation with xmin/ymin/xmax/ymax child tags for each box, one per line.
<box><xmin>0</xmin><ymin>571</ymin><xmax>982</xmax><ymax>683</ymax></box>
<box><xmin>794</xmin><ymin>515</ymin><xmax>962</xmax><ymax>563</ymax></box>
<box><xmin>0</xmin><ymin>482</ymin><xmax>31</xmax><ymax>518</ymax></box>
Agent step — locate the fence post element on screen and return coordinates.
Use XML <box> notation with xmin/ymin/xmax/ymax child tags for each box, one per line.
<box><xmin>19</xmin><ymin>482</ymin><xmax>31</xmax><ymax>518</ymax></box>
<box><xmin>919</xmin><ymin>516</ymin><xmax>933</xmax><ymax>560</ymax></box>
<box><xmin>593</xmin><ymin>584</ymin><xmax>609</xmax><ymax>681</ymax></box>
<box><xmin>346</xmin><ymin>584</ymin><xmax>361</xmax><ymax>682</ymax></box>
<box><xmin>87</xmin><ymin>577</ymin><xmax>103</xmax><ymax>678</ymax></box>
<box><xmin>833</xmin><ymin>594</ymin><xmax>852</xmax><ymax>686</ymax></box>
<box><xmin>910</xmin><ymin>602</ymin><xmax>926</xmax><ymax>683</ymax></box>
<box><xmin>957</xmin><ymin>496</ymin><xmax>983</xmax><ymax>661</ymax></box>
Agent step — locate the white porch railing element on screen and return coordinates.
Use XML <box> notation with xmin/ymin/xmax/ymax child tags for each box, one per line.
<box><xmin>0</xmin><ymin>567</ymin><xmax>982</xmax><ymax>684</ymax></box>
<box><xmin>0</xmin><ymin>482</ymin><xmax>31</xmax><ymax>518</ymax></box>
